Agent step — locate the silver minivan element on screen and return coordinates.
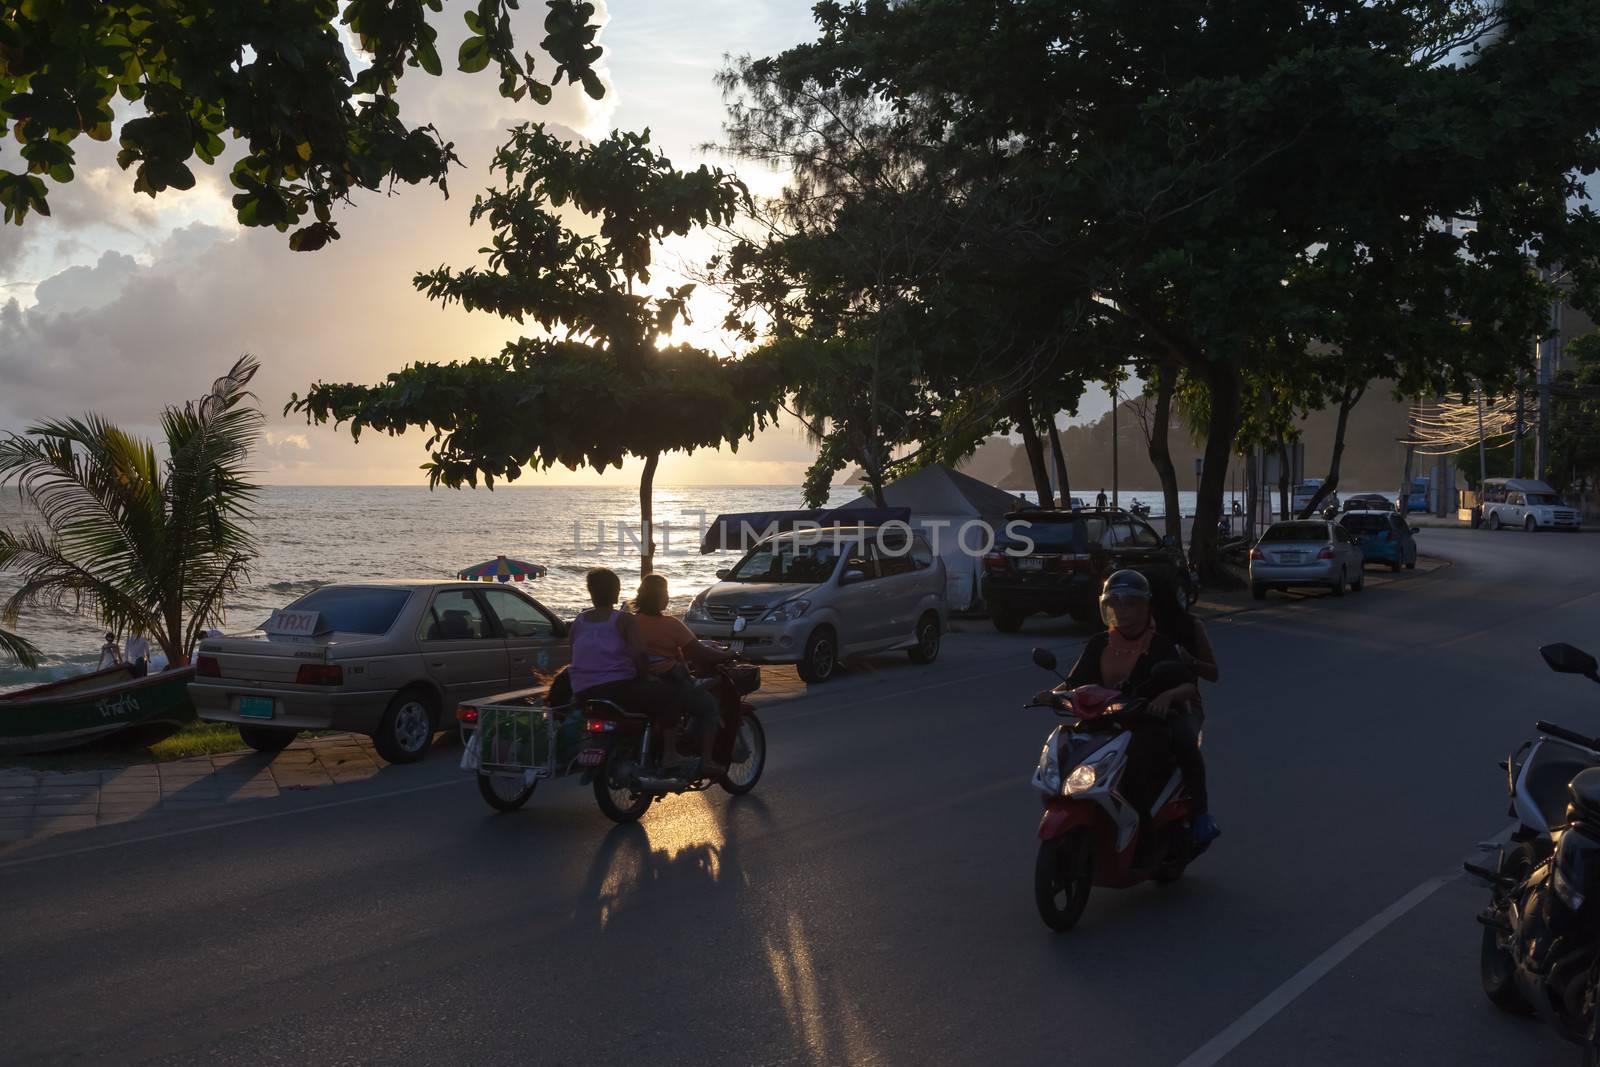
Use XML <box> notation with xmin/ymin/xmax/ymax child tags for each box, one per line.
<box><xmin>685</xmin><ymin>526</ymin><xmax>947</xmax><ymax>683</ymax></box>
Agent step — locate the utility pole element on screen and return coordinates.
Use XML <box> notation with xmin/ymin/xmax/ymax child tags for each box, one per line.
<box><xmin>1110</xmin><ymin>379</ymin><xmax>1119</xmax><ymax>510</ymax></box>
<box><xmin>1513</xmin><ymin>375</ymin><xmax>1524</xmax><ymax>479</ymax></box>
<box><xmin>1476</xmin><ymin>383</ymin><xmax>1489</xmax><ymax>489</ymax></box>
<box><xmin>1536</xmin><ymin>271</ymin><xmax>1562</xmax><ymax>481</ymax></box>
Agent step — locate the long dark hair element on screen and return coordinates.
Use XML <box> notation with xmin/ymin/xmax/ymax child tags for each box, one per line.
<box><xmin>1149</xmin><ymin>571</ymin><xmax>1197</xmax><ymax>649</ymax></box>
<box><xmin>632</xmin><ymin>573</ymin><xmax>669</xmax><ymax>616</ymax></box>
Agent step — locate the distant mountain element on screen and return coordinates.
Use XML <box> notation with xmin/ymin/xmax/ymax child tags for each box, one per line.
<box><xmin>848</xmin><ymin>389</ymin><xmax>1417</xmax><ymax>493</ymax></box>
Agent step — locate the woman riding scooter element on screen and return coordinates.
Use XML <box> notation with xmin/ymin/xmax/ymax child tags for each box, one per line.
<box><xmin>1041</xmin><ymin>570</ymin><xmax>1220</xmax><ymax>844</ymax></box>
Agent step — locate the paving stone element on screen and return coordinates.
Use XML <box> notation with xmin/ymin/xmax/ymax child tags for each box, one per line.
<box><xmin>42</xmin><ymin>772</ymin><xmax>101</xmax><ymax>786</ymax></box>
<box><xmin>35</xmin><ymin>803</ymin><xmax>99</xmax><ymax>817</ymax></box>
<box><xmin>96</xmin><ymin>811</ymin><xmax>147</xmax><ymax>825</ymax></box>
<box><xmin>159</xmin><ymin>797</ymin><xmax>223</xmax><ymax>809</ymax></box>
<box><xmin>0</xmin><ymin>828</ymin><xmax>28</xmax><ymax>842</ymax></box>
<box><xmin>33</xmin><ymin>815</ymin><xmax>97</xmax><ymax>833</ymax></box>
<box><xmin>0</xmin><ymin>791</ymin><xmax>39</xmax><ymax>804</ymax></box>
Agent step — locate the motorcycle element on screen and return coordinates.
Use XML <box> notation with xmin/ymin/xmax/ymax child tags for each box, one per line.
<box><xmin>1470</xmin><ymin>643</ymin><xmax>1600</xmax><ymax>1060</ymax></box>
<box><xmin>579</xmin><ymin>661</ymin><xmax>768</xmax><ymax>823</ymax></box>
<box><xmin>1130</xmin><ymin>499</ymin><xmax>1151</xmax><ymax>519</ymax></box>
<box><xmin>1027</xmin><ymin>648</ymin><xmax>1208</xmax><ymax>931</ymax></box>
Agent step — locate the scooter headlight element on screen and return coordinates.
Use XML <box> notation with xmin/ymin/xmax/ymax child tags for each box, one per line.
<box><xmin>1035</xmin><ymin>738</ymin><xmax>1061</xmax><ymax>794</ymax></box>
<box><xmin>1064</xmin><ymin>764</ymin><xmax>1098</xmax><ymax>796</ymax></box>
<box><xmin>1553</xmin><ymin>828</ymin><xmax>1600</xmax><ymax>912</ymax></box>
<box><xmin>1554</xmin><ymin>864</ymin><xmax>1586</xmax><ymax>912</ymax></box>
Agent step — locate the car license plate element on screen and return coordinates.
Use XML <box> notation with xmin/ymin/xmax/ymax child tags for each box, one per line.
<box><xmin>729</xmin><ymin>639</ymin><xmax>744</xmax><ymax>654</ymax></box>
<box><xmin>1282</xmin><ymin>552</ymin><xmax>1305</xmax><ymax>563</ymax></box>
<box><xmin>1018</xmin><ymin>557</ymin><xmax>1044</xmax><ymax>571</ymax></box>
<box><xmin>577</xmin><ymin>747</ymin><xmax>605</xmax><ymax>767</ymax></box>
<box><xmin>238</xmin><ymin>695</ymin><xmax>274</xmax><ymax>719</ymax></box>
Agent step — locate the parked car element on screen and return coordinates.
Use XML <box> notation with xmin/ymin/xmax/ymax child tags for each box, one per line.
<box><xmin>1404</xmin><ymin>476</ymin><xmax>1430</xmax><ymax>513</ymax></box>
<box><xmin>1480</xmin><ymin>477</ymin><xmax>1581</xmax><ymax>532</ymax></box>
<box><xmin>1343</xmin><ymin>493</ymin><xmax>1392</xmax><ymax>513</ymax></box>
<box><xmin>981</xmin><ymin>507</ymin><xmax>1189</xmax><ymax>632</ymax></box>
<box><xmin>684</xmin><ymin>526</ymin><xmax>947</xmax><ymax>684</ymax></box>
<box><xmin>192</xmin><ymin>580</ymin><xmax>569</xmax><ymax>762</ymax></box>
<box><xmin>1338</xmin><ymin>510</ymin><xmax>1418</xmax><ymax>572</ymax></box>
<box><xmin>1249</xmin><ymin>520</ymin><xmax>1366</xmax><ymax>599</ymax></box>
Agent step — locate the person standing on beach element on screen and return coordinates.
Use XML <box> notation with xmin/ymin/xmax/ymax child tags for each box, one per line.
<box><xmin>1095</xmin><ymin>488</ymin><xmax>1108</xmax><ymax>508</ymax></box>
<box><xmin>124</xmin><ymin>630</ymin><xmax>150</xmax><ymax>678</ymax></box>
<box><xmin>97</xmin><ymin>632</ymin><xmax>121</xmax><ymax>671</ymax></box>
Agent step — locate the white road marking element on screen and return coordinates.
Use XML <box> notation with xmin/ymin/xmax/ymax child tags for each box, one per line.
<box><xmin>0</xmin><ymin>778</ymin><xmax>457</xmax><ymax>871</ymax></box>
<box><xmin>1174</xmin><ymin>822</ymin><xmax>1520</xmax><ymax>1067</ymax></box>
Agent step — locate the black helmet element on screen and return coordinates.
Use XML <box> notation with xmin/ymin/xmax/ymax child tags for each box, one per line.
<box><xmin>1101</xmin><ymin>569</ymin><xmax>1151</xmax><ymax>600</ymax></box>
<box><xmin>1100</xmin><ymin>569</ymin><xmax>1152</xmax><ymax>629</ymax></box>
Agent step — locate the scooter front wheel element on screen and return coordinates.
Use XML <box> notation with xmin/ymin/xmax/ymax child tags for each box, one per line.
<box><xmin>1481</xmin><ymin>842</ymin><xmax>1537</xmax><ymax>1015</ymax></box>
<box><xmin>1035</xmin><ymin>830</ymin><xmax>1093</xmax><ymax>932</ymax></box>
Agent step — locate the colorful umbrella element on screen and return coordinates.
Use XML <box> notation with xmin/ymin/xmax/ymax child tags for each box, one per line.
<box><xmin>457</xmin><ymin>555</ymin><xmax>547</xmax><ymax>583</ymax></box>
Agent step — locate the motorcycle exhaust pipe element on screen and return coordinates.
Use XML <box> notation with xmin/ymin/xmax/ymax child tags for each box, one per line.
<box><xmin>634</xmin><ymin>774</ymin><xmax>688</xmax><ymax>794</ymax></box>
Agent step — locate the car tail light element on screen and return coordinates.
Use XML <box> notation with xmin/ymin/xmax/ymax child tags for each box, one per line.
<box><xmin>1052</xmin><ymin>553</ymin><xmax>1091</xmax><ymax>572</ymax></box>
<box><xmin>982</xmin><ymin>551</ymin><xmax>1008</xmax><ymax>572</ymax></box>
<box><xmin>456</xmin><ymin>706</ymin><xmax>479</xmax><ymax>724</ymax></box>
<box><xmin>1317</xmin><ymin>546</ymin><xmax>1335</xmax><ymax>559</ymax></box>
<box><xmin>195</xmin><ymin>655</ymin><xmax>221</xmax><ymax>678</ymax></box>
<box><xmin>1249</xmin><ymin>547</ymin><xmax>1265</xmax><ymax>561</ymax></box>
<box><xmin>294</xmin><ymin>663</ymin><xmax>344</xmax><ymax>686</ymax></box>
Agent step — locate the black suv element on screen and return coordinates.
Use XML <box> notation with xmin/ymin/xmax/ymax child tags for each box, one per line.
<box><xmin>980</xmin><ymin>508</ymin><xmax>1191</xmax><ymax>632</ymax></box>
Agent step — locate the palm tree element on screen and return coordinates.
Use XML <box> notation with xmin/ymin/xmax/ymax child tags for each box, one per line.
<box><xmin>0</xmin><ymin>356</ymin><xmax>263</xmax><ymax>667</ymax></box>
<box><xmin>0</xmin><ymin>626</ymin><xmax>40</xmax><ymax>669</ymax></box>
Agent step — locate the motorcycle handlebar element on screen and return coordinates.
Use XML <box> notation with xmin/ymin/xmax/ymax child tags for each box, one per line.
<box><xmin>1536</xmin><ymin>720</ymin><xmax>1600</xmax><ymax>751</ymax></box>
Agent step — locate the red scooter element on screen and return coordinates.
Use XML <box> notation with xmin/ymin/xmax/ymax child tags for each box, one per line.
<box><xmin>1026</xmin><ymin>648</ymin><xmax>1208</xmax><ymax>931</ymax></box>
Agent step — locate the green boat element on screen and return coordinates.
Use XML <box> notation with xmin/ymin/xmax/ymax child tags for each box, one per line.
<box><xmin>0</xmin><ymin>665</ymin><xmax>197</xmax><ymax>754</ymax></box>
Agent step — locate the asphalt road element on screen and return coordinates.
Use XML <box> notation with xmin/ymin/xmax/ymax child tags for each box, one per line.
<box><xmin>4</xmin><ymin>527</ymin><xmax>1600</xmax><ymax>1066</ymax></box>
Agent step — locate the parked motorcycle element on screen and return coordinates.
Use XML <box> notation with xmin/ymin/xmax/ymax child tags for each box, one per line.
<box><xmin>1130</xmin><ymin>499</ymin><xmax>1151</xmax><ymax>519</ymax></box>
<box><xmin>579</xmin><ymin>662</ymin><xmax>767</xmax><ymax>823</ymax></box>
<box><xmin>1471</xmin><ymin>643</ymin><xmax>1600</xmax><ymax>1060</ymax></box>
<box><xmin>1027</xmin><ymin>648</ymin><xmax>1208</xmax><ymax>931</ymax></box>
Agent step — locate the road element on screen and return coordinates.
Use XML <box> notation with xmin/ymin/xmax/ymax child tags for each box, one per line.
<box><xmin>3</xmin><ymin>527</ymin><xmax>1600</xmax><ymax>1066</ymax></box>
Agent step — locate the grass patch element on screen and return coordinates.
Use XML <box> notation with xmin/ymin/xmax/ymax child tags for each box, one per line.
<box><xmin>1</xmin><ymin>720</ymin><xmax>247</xmax><ymax>773</ymax></box>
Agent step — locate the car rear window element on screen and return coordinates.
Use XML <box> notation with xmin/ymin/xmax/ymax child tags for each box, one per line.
<box><xmin>1340</xmin><ymin>514</ymin><xmax>1392</xmax><ymax>533</ymax></box>
<box><xmin>1260</xmin><ymin>523</ymin><xmax>1330</xmax><ymax>543</ymax></box>
<box><xmin>1005</xmin><ymin>517</ymin><xmax>1092</xmax><ymax>553</ymax></box>
<box><xmin>288</xmin><ymin>587</ymin><xmax>412</xmax><ymax>634</ymax></box>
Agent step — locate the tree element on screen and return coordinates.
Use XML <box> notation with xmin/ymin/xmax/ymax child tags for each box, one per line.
<box><xmin>0</xmin><ymin>626</ymin><xmax>39</xmax><ymax>669</ymax></box>
<box><xmin>0</xmin><ymin>357</ymin><xmax>263</xmax><ymax>666</ymax></box>
<box><xmin>291</xmin><ymin>124</ymin><xmax>779</xmax><ymax>575</ymax></box>
<box><xmin>1547</xmin><ymin>332</ymin><xmax>1600</xmax><ymax>501</ymax></box>
<box><xmin>744</xmin><ymin>0</ymin><xmax>1600</xmax><ymax>581</ymax></box>
<box><xmin>0</xmin><ymin>0</ymin><xmax>605</xmax><ymax>248</ymax></box>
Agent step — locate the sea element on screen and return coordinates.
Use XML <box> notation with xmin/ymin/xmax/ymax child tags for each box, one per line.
<box><xmin>0</xmin><ymin>482</ymin><xmax>1361</xmax><ymax>690</ymax></box>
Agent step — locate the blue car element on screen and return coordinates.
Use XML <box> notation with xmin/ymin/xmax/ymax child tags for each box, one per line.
<box><xmin>1338</xmin><ymin>510</ymin><xmax>1417</xmax><ymax>572</ymax></box>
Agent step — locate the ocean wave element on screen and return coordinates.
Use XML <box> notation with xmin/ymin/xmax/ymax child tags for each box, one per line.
<box><xmin>261</xmin><ymin>579</ymin><xmax>327</xmax><ymax>595</ymax></box>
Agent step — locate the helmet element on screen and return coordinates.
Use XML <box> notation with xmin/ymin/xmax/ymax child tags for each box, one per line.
<box><xmin>1099</xmin><ymin>569</ymin><xmax>1152</xmax><ymax>629</ymax></box>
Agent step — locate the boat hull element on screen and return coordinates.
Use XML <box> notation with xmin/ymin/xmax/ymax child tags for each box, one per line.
<box><xmin>0</xmin><ymin>667</ymin><xmax>198</xmax><ymax>755</ymax></box>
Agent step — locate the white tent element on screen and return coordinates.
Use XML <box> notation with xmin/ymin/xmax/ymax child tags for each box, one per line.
<box><xmin>838</xmin><ymin>465</ymin><xmax>1026</xmax><ymax>611</ymax></box>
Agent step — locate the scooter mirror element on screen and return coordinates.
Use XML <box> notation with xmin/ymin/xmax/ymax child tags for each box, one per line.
<box><xmin>1541</xmin><ymin>642</ymin><xmax>1599</xmax><ymax>678</ymax></box>
<box><xmin>1031</xmin><ymin>647</ymin><xmax>1058</xmax><ymax>672</ymax></box>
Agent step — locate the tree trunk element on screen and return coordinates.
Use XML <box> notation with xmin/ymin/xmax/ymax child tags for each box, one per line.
<box><xmin>1245</xmin><ymin>445</ymin><xmax>1259</xmax><ymax>542</ymax></box>
<box><xmin>1188</xmin><ymin>361</ymin><xmax>1243</xmax><ymax>584</ymax></box>
<box><xmin>1010</xmin><ymin>392</ymin><xmax>1054</xmax><ymax>505</ymax></box>
<box><xmin>1277</xmin><ymin>442</ymin><xmax>1291</xmax><ymax>520</ymax></box>
<box><xmin>639</xmin><ymin>450</ymin><xmax>659</xmax><ymax>577</ymax></box>
<box><xmin>1297</xmin><ymin>384</ymin><xmax>1364</xmax><ymax>518</ymax></box>
<box><xmin>1146</xmin><ymin>367</ymin><xmax>1182</xmax><ymax>538</ymax></box>
<box><xmin>1047</xmin><ymin>418</ymin><xmax>1071</xmax><ymax>507</ymax></box>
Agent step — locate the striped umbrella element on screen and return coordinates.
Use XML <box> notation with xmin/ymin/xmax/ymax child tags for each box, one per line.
<box><xmin>457</xmin><ymin>555</ymin><xmax>547</xmax><ymax>583</ymax></box>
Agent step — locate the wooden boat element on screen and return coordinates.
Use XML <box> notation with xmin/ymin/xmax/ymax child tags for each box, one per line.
<box><xmin>0</xmin><ymin>665</ymin><xmax>197</xmax><ymax>754</ymax></box>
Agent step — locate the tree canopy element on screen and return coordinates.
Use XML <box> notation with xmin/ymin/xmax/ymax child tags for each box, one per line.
<box><xmin>0</xmin><ymin>0</ymin><xmax>605</xmax><ymax>248</ymax></box>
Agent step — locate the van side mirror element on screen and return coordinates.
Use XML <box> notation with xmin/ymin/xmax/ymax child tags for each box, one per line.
<box><xmin>841</xmin><ymin>568</ymin><xmax>867</xmax><ymax>584</ymax></box>
<box><xmin>715</xmin><ymin>568</ymin><xmax>730</xmax><ymax>580</ymax></box>
<box><xmin>1541</xmin><ymin>643</ymin><xmax>1599</xmax><ymax>679</ymax></box>
<box><xmin>1031</xmin><ymin>647</ymin><xmax>1058</xmax><ymax>672</ymax></box>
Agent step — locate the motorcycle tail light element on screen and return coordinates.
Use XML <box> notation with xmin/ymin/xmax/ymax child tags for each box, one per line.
<box><xmin>586</xmin><ymin>719</ymin><xmax>616</xmax><ymax>732</ymax></box>
<box><xmin>456</xmin><ymin>707</ymin><xmax>479</xmax><ymax>724</ymax></box>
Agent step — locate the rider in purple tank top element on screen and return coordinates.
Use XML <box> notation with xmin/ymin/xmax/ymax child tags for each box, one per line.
<box><xmin>566</xmin><ymin>569</ymin><xmax>678</xmax><ymax>752</ymax></box>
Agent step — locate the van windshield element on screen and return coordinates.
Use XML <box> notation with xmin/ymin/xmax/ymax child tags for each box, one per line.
<box><xmin>727</xmin><ymin>538</ymin><xmax>848</xmax><ymax>583</ymax></box>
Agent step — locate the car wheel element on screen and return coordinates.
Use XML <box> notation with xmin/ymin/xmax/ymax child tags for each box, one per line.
<box><xmin>238</xmin><ymin>724</ymin><xmax>297</xmax><ymax>753</ymax></box>
<box><xmin>990</xmin><ymin>604</ymin><xmax>1025</xmax><ymax>633</ymax></box>
<box><xmin>1525</xmin><ymin>516</ymin><xmax>1537</xmax><ymax>532</ymax></box>
<box><xmin>1489</xmin><ymin>511</ymin><xmax>1502</xmax><ymax>530</ymax></box>
<box><xmin>373</xmin><ymin>686</ymin><xmax>438</xmax><ymax>763</ymax></box>
<box><xmin>1330</xmin><ymin>571</ymin><xmax>1346</xmax><ymax>596</ymax></box>
<box><xmin>1351</xmin><ymin>569</ymin><xmax>1364</xmax><ymax>593</ymax></box>
<box><xmin>796</xmin><ymin>626</ymin><xmax>838</xmax><ymax>684</ymax></box>
<box><xmin>908</xmin><ymin>612</ymin><xmax>941</xmax><ymax>664</ymax></box>
<box><xmin>1251</xmin><ymin>583</ymin><xmax>1267</xmax><ymax>601</ymax></box>
<box><xmin>1406</xmin><ymin>550</ymin><xmax>1417</xmax><ymax>570</ymax></box>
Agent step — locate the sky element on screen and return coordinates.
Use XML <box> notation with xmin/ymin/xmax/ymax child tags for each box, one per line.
<box><xmin>0</xmin><ymin>2</ymin><xmax>1111</xmax><ymax>487</ymax></box>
